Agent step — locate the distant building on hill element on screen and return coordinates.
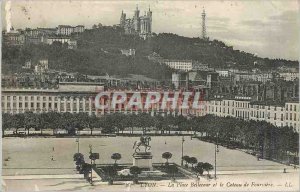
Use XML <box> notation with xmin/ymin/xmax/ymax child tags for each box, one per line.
<box><xmin>215</xmin><ymin>70</ymin><xmax>231</xmax><ymax>77</ymax></box>
<box><xmin>193</xmin><ymin>63</ymin><xmax>211</xmax><ymax>71</ymax></box>
<box><xmin>163</xmin><ymin>60</ymin><xmax>193</xmax><ymax>72</ymax></box>
<box><xmin>22</xmin><ymin>61</ymin><xmax>32</xmax><ymax>69</ymax></box>
<box><xmin>121</xmin><ymin>48</ymin><xmax>136</xmax><ymax>56</ymax></box>
<box><xmin>34</xmin><ymin>59</ymin><xmax>49</xmax><ymax>74</ymax></box>
<box><xmin>46</xmin><ymin>37</ymin><xmax>77</xmax><ymax>49</ymax></box>
<box><xmin>56</xmin><ymin>25</ymin><xmax>85</xmax><ymax>36</ymax></box>
<box><xmin>278</xmin><ymin>72</ymin><xmax>299</xmax><ymax>81</ymax></box>
<box><xmin>120</xmin><ymin>5</ymin><xmax>152</xmax><ymax>39</ymax></box>
<box><xmin>24</xmin><ymin>28</ymin><xmax>57</xmax><ymax>37</ymax></box>
<box><xmin>234</xmin><ymin>72</ymin><xmax>273</xmax><ymax>83</ymax></box>
<box><xmin>3</xmin><ymin>27</ymin><xmax>25</xmax><ymax>46</ymax></box>
<box><xmin>147</xmin><ymin>52</ymin><xmax>164</xmax><ymax>64</ymax></box>
<box><xmin>277</xmin><ymin>65</ymin><xmax>298</xmax><ymax>73</ymax></box>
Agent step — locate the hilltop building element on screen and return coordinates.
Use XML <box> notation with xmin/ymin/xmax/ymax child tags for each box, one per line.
<box><xmin>22</xmin><ymin>61</ymin><xmax>32</xmax><ymax>69</ymax></box>
<box><xmin>278</xmin><ymin>72</ymin><xmax>299</xmax><ymax>81</ymax></box>
<box><xmin>3</xmin><ymin>27</ymin><xmax>25</xmax><ymax>46</ymax></box>
<box><xmin>46</xmin><ymin>37</ymin><xmax>77</xmax><ymax>49</ymax></box>
<box><xmin>120</xmin><ymin>5</ymin><xmax>152</xmax><ymax>39</ymax></box>
<box><xmin>34</xmin><ymin>59</ymin><xmax>49</xmax><ymax>74</ymax></box>
<box><xmin>120</xmin><ymin>48</ymin><xmax>136</xmax><ymax>56</ymax></box>
<box><xmin>164</xmin><ymin>60</ymin><xmax>193</xmax><ymax>72</ymax></box>
<box><xmin>56</xmin><ymin>25</ymin><xmax>85</xmax><ymax>36</ymax></box>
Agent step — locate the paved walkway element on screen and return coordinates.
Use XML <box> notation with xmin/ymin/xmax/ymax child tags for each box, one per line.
<box><xmin>3</xmin><ymin>174</ymin><xmax>83</xmax><ymax>180</ymax></box>
<box><xmin>216</xmin><ymin>168</ymin><xmax>298</xmax><ymax>175</ymax></box>
<box><xmin>2</xmin><ymin>171</ymin><xmax>298</xmax><ymax>192</ymax></box>
<box><xmin>3</xmin><ymin>168</ymin><xmax>298</xmax><ymax>181</ymax></box>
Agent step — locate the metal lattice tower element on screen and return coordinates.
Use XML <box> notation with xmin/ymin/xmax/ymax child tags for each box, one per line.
<box><xmin>201</xmin><ymin>7</ymin><xmax>206</xmax><ymax>39</ymax></box>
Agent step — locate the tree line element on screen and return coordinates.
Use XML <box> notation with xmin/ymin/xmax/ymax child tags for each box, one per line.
<box><xmin>2</xmin><ymin>112</ymin><xmax>298</xmax><ymax>164</ymax></box>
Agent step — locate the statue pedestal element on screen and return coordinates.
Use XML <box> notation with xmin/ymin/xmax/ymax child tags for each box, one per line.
<box><xmin>133</xmin><ymin>152</ymin><xmax>153</xmax><ymax>171</ymax></box>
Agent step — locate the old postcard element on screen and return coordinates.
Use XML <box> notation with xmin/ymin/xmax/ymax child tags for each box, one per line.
<box><xmin>1</xmin><ymin>0</ymin><xmax>299</xmax><ymax>191</ymax></box>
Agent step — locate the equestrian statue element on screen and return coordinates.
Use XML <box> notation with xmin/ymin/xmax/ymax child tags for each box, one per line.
<box><xmin>133</xmin><ymin>136</ymin><xmax>151</xmax><ymax>154</ymax></box>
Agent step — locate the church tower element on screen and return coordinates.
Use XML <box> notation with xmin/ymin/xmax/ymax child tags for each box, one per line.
<box><xmin>147</xmin><ymin>6</ymin><xmax>152</xmax><ymax>33</ymax></box>
<box><xmin>120</xmin><ymin>10</ymin><xmax>126</xmax><ymax>28</ymax></box>
<box><xmin>133</xmin><ymin>5</ymin><xmax>140</xmax><ymax>32</ymax></box>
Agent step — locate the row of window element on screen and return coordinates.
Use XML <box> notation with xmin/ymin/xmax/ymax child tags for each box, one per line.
<box><xmin>2</xmin><ymin>101</ymin><xmax>94</xmax><ymax>110</ymax></box>
<box><xmin>3</xmin><ymin>96</ymin><xmax>298</xmax><ymax>111</ymax></box>
<box><xmin>206</xmin><ymin>106</ymin><xmax>299</xmax><ymax>122</ymax></box>
<box><xmin>5</xmin><ymin>109</ymin><xmax>95</xmax><ymax>114</ymax></box>
<box><xmin>211</xmin><ymin>101</ymin><xmax>299</xmax><ymax>112</ymax></box>
<box><xmin>2</xmin><ymin>96</ymin><xmax>90</xmax><ymax>101</ymax></box>
<box><xmin>3</xmin><ymin>103</ymin><xmax>95</xmax><ymax>111</ymax></box>
<box><xmin>285</xmin><ymin>104</ymin><xmax>298</xmax><ymax>111</ymax></box>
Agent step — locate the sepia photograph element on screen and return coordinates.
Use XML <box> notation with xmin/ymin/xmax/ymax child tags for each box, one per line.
<box><xmin>1</xmin><ymin>0</ymin><xmax>299</xmax><ymax>191</ymax></box>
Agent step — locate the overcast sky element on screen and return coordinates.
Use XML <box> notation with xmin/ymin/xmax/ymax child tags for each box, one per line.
<box><xmin>2</xmin><ymin>0</ymin><xmax>300</xmax><ymax>60</ymax></box>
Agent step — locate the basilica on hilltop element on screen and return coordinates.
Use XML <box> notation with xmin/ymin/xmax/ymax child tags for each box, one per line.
<box><xmin>120</xmin><ymin>5</ymin><xmax>152</xmax><ymax>39</ymax></box>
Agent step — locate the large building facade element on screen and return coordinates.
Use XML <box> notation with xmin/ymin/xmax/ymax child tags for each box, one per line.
<box><xmin>56</xmin><ymin>25</ymin><xmax>85</xmax><ymax>36</ymax></box>
<box><xmin>164</xmin><ymin>60</ymin><xmax>193</xmax><ymax>72</ymax></box>
<box><xmin>3</xmin><ymin>25</ymin><xmax>85</xmax><ymax>46</ymax></box>
<box><xmin>3</xmin><ymin>30</ymin><xmax>25</xmax><ymax>46</ymax></box>
<box><xmin>2</xmin><ymin>86</ymin><xmax>299</xmax><ymax>132</ymax></box>
<box><xmin>1</xmin><ymin>82</ymin><xmax>104</xmax><ymax>115</ymax></box>
<box><xmin>120</xmin><ymin>6</ymin><xmax>152</xmax><ymax>38</ymax></box>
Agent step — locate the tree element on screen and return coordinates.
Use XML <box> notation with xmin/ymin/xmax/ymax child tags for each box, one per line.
<box><xmin>40</xmin><ymin>112</ymin><xmax>54</xmax><ymax>135</ymax></box>
<box><xmin>118</xmin><ymin>115</ymin><xmax>128</xmax><ymax>134</ymax></box>
<box><xmin>24</xmin><ymin>111</ymin><xmax>38</xmax><ymax>135</ymax></box>
<box><xmin>40</xmin><ymin>112</ymin><xmax>61</xmax><ymax>135</ymax></box>
<box><xmin>202</xmin><ymin>162</ymin><xmax>214</xmax><ymax>175</ymax></box>
<box><xmin>88</xmin><ymin>113</ymin><xmax>98</xmax><ymax>135</ymax></box>
<box><xmin>60</xmin><ymin>112</ymin><xmax>76</xmax><ymax>135</ymax></box>
<box><xmin>162</xmin><ymin>152</ymin><xmax>172</xmax><ymax>165</ymax></box>
<box><xmin>81</xmin><ymin>163</ymin><xmax>91</xmax><ymax>179</ymax></box>
<box><xmin>11</xmin><ymin>113</ymin><xmax>24</xmax><ymax>134</ymax></box>
<box><xmin>194</xmin><ymin>163</ymin><xmax>204</xmax><ymax>179</ymax></box>
<box><xmin>111</xmin><ymin>153</ymin><xmax>122</xmax><ymax>165</ymax></box>
<box><xmin>73</xmin><ymin>153</ymin><xmax>85</xmax><ymax>172</ymax></box>
<box><xmin>2</xmin><ymin>113</ymin><xmax>12</xmax><ymax>137</ymax></box>
<box><xmin>73</xmin><ymin>153</ymin><xmax>84</xmax><ymax>161</ymax></box>
<box><xmin>165</xmin><ymin>115</ymin><xmax>176</xmax><ymax>134</ymax></box>
<box><xmin>130</xmin><ymin>166</ymin><xmax>141</xmax><ymax>184</ymax></box>
<box><xmin>103</xmin><ymin>166</ymin><xmax>117</xmax><ymax>185</ymax></box>
<box><xmin>165</xmin><ymin>164</ymin><xmax>178</xmax><ymax>181</ymax></box>
<box><xmin>182</xmin><ymin>155</ymin><xmax>190</xmax><ymax>168</ymax></box>
<box><xmin>154</xmin><ymin>115</ymin><xmax>164</xmax><ymax>134</ymax></box>
<box><xmin>189</xmin><ymin>157</ymin><xmax>198</xmax><ymax>168</ymax></box>
<box><xmin>176</xmin><ymin>115</ymin><xmax>190</xmax><ymax>132</ymax></box>
<box><xmin>138</xmin><ymin>113</ymin><xmax>154</xmax><ymax>134</ymax></box>
<box><xmin>100</xmin><ymin>115</ymin><xmax>117</xmax><ymax>134</ymax></box>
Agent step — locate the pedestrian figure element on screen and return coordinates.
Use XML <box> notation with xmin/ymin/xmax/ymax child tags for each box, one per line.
<box><xmin>52</xmin><ymin>147</ymin><xmax>55</xmax><ymax>152</ymax></box>
<box><xmin>165</xmin><ymin>141</ymin><xmax>167</xmax><ymax>144</ymax></box>
<box><xmin>51</xmin><ymin>156</ymin><xmax>54</xmax><ymax>161</ymax></box>
<box><xmin>283</xmin><ymin>168</ymin><xmax>286</xmax><ymax>173</ymax></box>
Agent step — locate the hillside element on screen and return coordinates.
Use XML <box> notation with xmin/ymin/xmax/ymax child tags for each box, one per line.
<box><xmin>151</xmin><ymin>33</ymin><xmax>299</xmax><ymax>70</ymax></box>
<box><xmin>2</xmin><ymin>26</ymin><xmax>298</xmax><ymax>79</ymax></box>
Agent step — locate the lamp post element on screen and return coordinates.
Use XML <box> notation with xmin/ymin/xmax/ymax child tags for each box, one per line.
<box><xmin>76</xmin><ymin>137</ymin><xmax>80</xmax><ymax>153</ymax></box>
<box><xmin>214</xmin><ymin>132</ymin><xmax>219</xmax><ymax>180</ymax></box>
<box><xmin>89</xmin><ymin>144</ymin><xmax>93</xmax><ymax>184</ymax></box>
<box><xmin>181</xmin><ymin>136</ymin><xmax>185</xmax><ymax>166</ymax></box>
